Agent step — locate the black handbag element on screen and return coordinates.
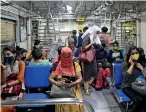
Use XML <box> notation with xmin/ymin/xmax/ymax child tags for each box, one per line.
<box><xmin>132</xmin><ymin>80</ymin><xmax>146</xmax><ymax>96</ymax></box>
<box><xmin>50</xmin><ymin>85</ymin><xmax>75</xmax><ymax>98</ymax></box>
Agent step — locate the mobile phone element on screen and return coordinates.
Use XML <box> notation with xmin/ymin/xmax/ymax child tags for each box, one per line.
<box><xmin>65</xmin><ymin>80</ymin><xmax>72</xmax><ymax>83</ymax></box>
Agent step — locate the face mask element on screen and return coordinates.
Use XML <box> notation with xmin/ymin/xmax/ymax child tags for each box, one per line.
<box><xmin>4</xmin><ymin>56</ymin><xmax>14</xmax><ymax>64</ymax></box>
<box><xmin>100</xmin><ymin>46</ymin><xmax>104</xmax><ymax>50</ymax></box>
<box><xmin>39</xmin><ymin>46</ymin><xmax>43</xmax><ymax>50</ymax></box>
<box><xmin>132</xmin><ymin>54</ymin><xmax>139</xmax><ymax>61</ymax></box>
<box><xmin>113</xmin><ymin>47</ymin><xmax>119</xmax><ymax>51</ymax></box>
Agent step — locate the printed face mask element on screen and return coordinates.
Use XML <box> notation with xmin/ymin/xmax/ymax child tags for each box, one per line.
<box><xmin>132</xmin><ymin>53</ymin><xmax>139</xmax><ymax>61</ymax></box>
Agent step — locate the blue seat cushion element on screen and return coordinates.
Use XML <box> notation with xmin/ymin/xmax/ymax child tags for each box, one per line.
<box><xmin>115</xmin><ymin>89</ymin><xmax>131</xmax><ymax>102</ymax></box>
<box><xmin>17</xmin><ymin>93</ymin><xmax>49</xmax><ymax>108</ymax></box>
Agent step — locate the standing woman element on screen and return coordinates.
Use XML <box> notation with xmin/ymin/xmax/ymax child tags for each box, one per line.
<box><xmin>48</xmin><ymin>41</ymin><xmax>59</xmax><ymax>63</ymax></box>
<box><xmin>81</xmin><ymin>26</ymin><xmax>99</xmax><ymax>96</ymax></box>
<box><xmin>1</xmin><ymin>47</ymin><xmax>25</xmax><ymax>112</ymax></box>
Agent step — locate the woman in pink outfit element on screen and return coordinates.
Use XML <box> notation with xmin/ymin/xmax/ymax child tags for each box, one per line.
<box><xmin>99</xmin><ymin>27</ymin><xmax>112</xmax><ymax>48</ymax></box>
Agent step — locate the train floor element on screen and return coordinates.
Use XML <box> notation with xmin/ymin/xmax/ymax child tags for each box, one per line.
<box><xmin>83</xmin><ymin>87</ymin><xmax>123</xmax><ymax>112</ymax></box>
<box><xmin>17</xmin><ymin>87</ymin><xmax>124</xmax><ymax>112</ymax></box>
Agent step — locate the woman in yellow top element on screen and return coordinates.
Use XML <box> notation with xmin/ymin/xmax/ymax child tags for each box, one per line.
<box><xmin>49</xmin><ymin>47</ymin><xmax>84</xmax><ymax>112</ymax></box>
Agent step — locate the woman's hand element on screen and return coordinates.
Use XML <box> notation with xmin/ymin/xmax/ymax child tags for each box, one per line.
<box><xmin>1</xmin><ymin>63</ymin><xmax>6</xmax><ymax>70</ymax></box>
<box><xmin>1</xmin><ymin>83</ymin><xmax>7</xmax><ymax>91</ymax></box>
<box><xmin>91</xmin><ymin>41</ymin><xmax>96</xmax><ymax>45</ymax></box>
<box><xmin>55</xmin><ymin>81</ymin><xmax>65</xmax><ymax>87</ymax></box>
<box><xmin>129</xmin><ymin>56</ymin><xmax>134</xmax><ymax>65</ymax></box>
<box><xmin>136</xmin><ymin>63</ymin><xmax>144</xmax><ymax>71</ymax></box>
<box><xmin>65</xmin><ymin>82</ymin><xmax>76</xmax><ymax>87</ymax></box>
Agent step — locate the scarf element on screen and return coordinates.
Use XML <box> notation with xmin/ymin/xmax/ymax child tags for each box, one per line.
<box><xmin>54</xmin><ymin>47</ymin><xmax>75</xmax><ymax>76</ymax></box>
<box><xmin>81</xmin><ymin>25</ymin><xmax>101</xmax><ymax>45</ymax></box>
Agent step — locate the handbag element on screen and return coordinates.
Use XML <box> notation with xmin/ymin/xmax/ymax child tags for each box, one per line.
<box><xmin>2</xmin><ymin>73</ymin><xmax>22</xmax><ymax>97</ymax></box>
<box><xmin>132</xmin><ymin>80</ymin><xmax>146</xmax><ymax>96</ymax></box>
<box><xmin>50</xmin><ymin>84</ymin><xmax>75</xmax><ymax>98</ymax></box>
<box><xmin>79</xmin><ymin>48</ymin><xmax>95</xmax><ymax>63</ymax></box>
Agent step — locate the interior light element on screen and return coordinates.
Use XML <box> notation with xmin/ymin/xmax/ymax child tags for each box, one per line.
<box><xmin>1</xmin><ymin>0</ymin><xmax>9</xmax><ymax>3</ymax></box>
<box><xmin>66</xmin><ymin>5</ymin><xmax>72</xmax><ymax>13</ymax></box>
<box><xmin>125</xmin><ymin>30</ymin><xmax>130</xmax><ymax>33</ymax></box>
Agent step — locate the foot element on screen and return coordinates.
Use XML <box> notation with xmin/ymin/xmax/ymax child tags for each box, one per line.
<box><xmin>85</xmin><ymin>90</ymin><xmax>90</xmax><ymax>96</ymax></box>
<box><xmin>89</xmin><ymin>86</ymin><xmax>93</xmax><ymax>92</ymax></box>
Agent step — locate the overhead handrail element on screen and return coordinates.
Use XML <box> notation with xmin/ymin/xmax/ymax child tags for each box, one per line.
<box><xmin>1</xmin><ymin>98</ymin><xmax>95</xmax><ymax>112</ymax></box>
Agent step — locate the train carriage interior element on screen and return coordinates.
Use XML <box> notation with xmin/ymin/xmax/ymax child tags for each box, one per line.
<box><xmin>1</xmin><ymin>0</ymin><xmax>146</xmax><ymax>112</ymax></box>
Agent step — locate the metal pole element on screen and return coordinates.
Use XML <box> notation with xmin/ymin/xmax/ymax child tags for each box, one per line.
<box><xmin>1</xmin><ymin>98</ymin><xmax>95</xmax><ymax>112</ymax></box>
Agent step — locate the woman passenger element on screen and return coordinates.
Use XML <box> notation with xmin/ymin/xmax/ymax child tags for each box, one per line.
<box><xmin>93</xmin><ymin>43</ymin><xmax>111</xmax><ymax>89</ymax></box>
<box><xmin>29</xmin><ymin>48</ymin><xmax>50</xmax><ymax>66</ymax></box>
<box><xmin>49</xmin><ymin>47</ymin><xmax>83</xmax><ymax>112</ymax></box>
<box><xmin>26</xmin><ymin>40</ymin><xmax>47</xmax><ymax>61</ymax></box>
<box><xmin>81</xmin><ymin>26</ymin><xmax>98</xmax><ymax>96</ymax></box>
<box><xmin>121</xmin><ymin>46</ymin><xmax>146</xmax><ymax>112</ymax></box>
<box><xmin>48</xmin><ymin>41</ymin><xmax>59</xmax><ymax>63</ymax></box>
<box><xmin>99</xmin><ymin>27</ymin><xmax>112</xmax><ymax>48</ymax></box>
<box><xmin>108</xmin><ymin>41</ymin><xmax>123</xmax><ymax>63</ymax></box>
<box><xmin>1</xmin><ymin>47</ymin><xmax>25</xmax><ymax>112</ymax></box>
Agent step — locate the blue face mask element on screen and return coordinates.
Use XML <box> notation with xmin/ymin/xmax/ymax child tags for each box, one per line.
<box><xmin>4</xmin><ymin>56</ymin><xmax>14</xmax><ymax>64</ymax></box>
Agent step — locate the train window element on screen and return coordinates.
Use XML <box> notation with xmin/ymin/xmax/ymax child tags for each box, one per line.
<box><xmin>1</xmin><ymin>20</ymin><xmax>15</xmax><ymax>42</ymax></box>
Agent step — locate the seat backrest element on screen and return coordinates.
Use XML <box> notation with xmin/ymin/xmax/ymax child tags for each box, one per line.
<box><xmin>25</xmin><ymin>65</ymin><xmax>52</xmax><ymax>88</ymax></box>
<box><xmin>120</xmin><ymin>49</ymin><xmax>126</xmax><ymax>57</ymax></box>
<box><xmin>113</xmin><ymin>63</ymin><xmax>122</xmax><ymax>86</ymax></box>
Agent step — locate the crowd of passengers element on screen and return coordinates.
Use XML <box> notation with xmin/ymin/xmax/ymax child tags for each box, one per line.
<box><xmin>1</xmin><ymin>25</ymin><xmax>146</xmax><ymax>112</ymax></box>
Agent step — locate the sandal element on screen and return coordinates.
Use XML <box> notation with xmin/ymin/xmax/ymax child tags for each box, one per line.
<box><xmin>85</xmin><ymin>90</ymin><xmax>90</xmax><ymax>96</ymax></box>
<box><xmin>89</xmin><ymin>86</ymin><xmax>93</xmax><ymax>92</ymax></box>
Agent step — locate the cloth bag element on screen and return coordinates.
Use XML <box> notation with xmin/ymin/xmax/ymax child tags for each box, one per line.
<box><xmin>132</xmin><ymin>77</ymin><xmax>146</xmax><ymax>96</ymax></box>
<box><xmin>2</xmin><ymin>73</ymin><xmax>22</xmax><ymax>97</ymax></box>
<box><xmin>50</xmin><ymin>85</ymin><xmax>75</xmax><ymax>98</ymax></box>
<box><xmin>79</xmin><ymin>48</ymin><xmax>95</xmax><ymax>63</ymax></box>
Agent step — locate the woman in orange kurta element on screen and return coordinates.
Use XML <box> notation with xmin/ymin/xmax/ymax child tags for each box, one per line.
<box><xmin>1</xmin><ymin>47</ymin><xmax>25</xmax><ymax>112</ymax></box>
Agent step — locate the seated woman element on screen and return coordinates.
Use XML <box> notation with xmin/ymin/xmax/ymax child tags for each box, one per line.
<box><xmin>108</xmin><ymin>41</ymin><xmax>123</xmax><ymax>63</ymax></box>
<box><xmin>19</xmin><ymin>49</ymin><xmax>27</xmax><ymax>61</ymax></box>
<box><xmin>121</xmin><ymin>46</ymin><xmax>146</xmax><ymax>112</ymax></box>
<box><xmin>25</xmin><ymin>40</ymin><xmax>47</xmax><ymax>61</ymax></box>
<box><xmin>49</xmin><ymin>47</ymin><xmax>84</xmax><ymax>112</ymax></box>
<box><xmin>93</xmin><ymin>43</ymin><xmax>111</xmax><ymax>88</ymax></box>
<box><xmin>138</xmin><ymin>47</ymin><xmax>146</xmax><ymax>67</ymax></box>
<box><xmin>1</xmin><ymin>47</ymin><xmax>25</xmax><ymax>112</ymax></box>
<box><xmin>53</xmin><ymin>46</ymin><xmax>64</xmax><ymax>63</ymax></box>
<box><xmin>29</xmin><ymin>48</ymin><xmax>51</xmax><ymax>66</ymax></box>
